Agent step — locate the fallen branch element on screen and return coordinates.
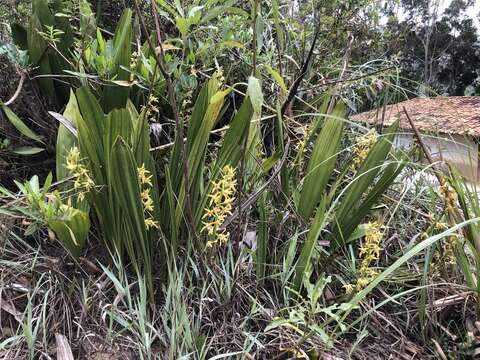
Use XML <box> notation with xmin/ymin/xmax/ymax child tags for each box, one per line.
<box><xmin>3</xmin><ymin>71</ymin><xmax>26</xmax><ymax>106</ymax></box>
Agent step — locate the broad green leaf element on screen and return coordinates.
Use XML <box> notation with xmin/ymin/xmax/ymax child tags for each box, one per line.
<box><xmin>12</xmin><ymin>146</ymin><xmax>45</xmax><ymax>155</ymax></box>
<box><xmin>255</xmin><ymin>14</ymin><xmax>264</xmax><ymax>53</ymax></box>
<box><xmin>97</xmin><ymin>28</ymin><xmax>106</xmax><ymax>54</ymax></box>
<box><xmin>27</xmin><ymin>14</ymin><xmax>58</xmax><ymax>108</ymax></box>
<box><xmin>156</xmin><ymin>0</ymin><xmax>177</xmax><ymax>16</ymax></box>
<box><xmin>265</xmin><ymin>64</ymin><xmax>287</xmax><ymax>93</ymax></box>
<box><xmin>176</xmin><ymin>17</ymin><xmax>189</xmax><ymax>37</ymax></box>
<box><xmin>272</xmin><ymin>0</ymin><xmax>284</xmax><ymax>51</ymax></box>
<box><xmin>102</xmin><ymin>9</ymin><xmax>132</xmax><ymax>112</ymax></box>
<box><xmin>172</xmin><ymin>0</ymin><xmax>185</xmax><ymax>16</ymax></box>
<box><xmin>109</xmin><ymin>137</ymin><xmax>153</xmax><ymax>290</ymax></box>
<box><xmin>247</xmin><ymin>76</ymin><xmax>263</xmax><ymax>115</ymax></box>
<box><xmin>56</xmin><ymin>90</ymin><xmax>81</xmax><ymax>181</ymax></box>
<box><xmin>104</xmin><ymin>109</ymin><xmax>133</xmax><ymax>157</ymax></box>
<box><xmin>264</xmin><ymin>317</ymin><xmax>291</xmax><ymax>332</ymax></box>
<box><xmin>201</xmin><ymin>5</ymin><xmax>248</xmax><ymax>24</ymax></box>
<box><xmin>32</xmin><ymin>0</ymin><xmax>55</xmax><ymax>26</ymax></box>
<box><xmin>216</xmin><ymin>97</ymin><xmax>254</xmax><ymax>166</ymax></box>
<box><xmin>27</xmin><ymin>15</ymin><xmax>47</xmax><ymax>65</ymax></box>
<box><xmin>331</xmin><ymin>122</ymin><xmax>400</xmax><ymax>248</ymax></box>
<box><xmin>48</xmin><ymin>209</ymin><xmax>90</xmax><ymax>259</ymax></box>
<box><xmin>210</xmin><ymin>88</ymin><xmax>232</xmax><ymax>105</ymax></box>
<box><xmin>194</xmin><ymin>96</ymin><xmax>254</xmax><ymax>226</ymax></box>
<box><xmin>79</xmin><ymin>0</ymin><xmax>96</xmax><ymax>38</ymax></box>
<box><xmin>219</xmin><ymin>40</ymin><xmax>244</xmax><ymax>48</ymax></box>
<box><xmin>76</xmin><ymin>86</ymin><xmax>105</xmax><ymax>172</ymax></box>
<box><xmin>175</xmin><ymin>76</ymin><xmax>227</xmax><ymax>224</ymax></box>
<box><xmin>1</xmin><ymin>105</ymin><xmax>43</xmax><ymax>143</ymax></box>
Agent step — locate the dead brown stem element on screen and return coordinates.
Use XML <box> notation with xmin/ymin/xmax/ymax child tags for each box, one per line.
<box><xmin>3</xmin><ymin>71</ymin><xmax>26</xmax><ymax>106</ymax></box>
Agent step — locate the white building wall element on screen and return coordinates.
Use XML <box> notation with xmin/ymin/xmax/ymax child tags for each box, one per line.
<box><xmin>393</xmin><ymin>132</ymin><xmax>478</xmax><ymax>181</ymax></box>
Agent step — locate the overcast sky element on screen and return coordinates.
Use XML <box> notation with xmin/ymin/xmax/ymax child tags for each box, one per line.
<box><xmin>390</xmin><ymin>0</ymin><xmax>480</xmax><ymax>30</ymax></box>
<box><xmin>439</xmin><ymin>0</ymin><xmax>479</xmax><ymax>29</ymax></box>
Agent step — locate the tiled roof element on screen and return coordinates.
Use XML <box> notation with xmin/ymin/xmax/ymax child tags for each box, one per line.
<box><xmin>350</xmin><ymin>96</ymin><xmax>480</xmax><ymax>136</ymax></box>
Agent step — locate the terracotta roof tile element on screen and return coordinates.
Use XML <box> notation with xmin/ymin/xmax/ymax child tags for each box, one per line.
<box><xmin>350</xmin><ymin>96</ymin><xmax>480</xmax><ymax>136</ymax></box>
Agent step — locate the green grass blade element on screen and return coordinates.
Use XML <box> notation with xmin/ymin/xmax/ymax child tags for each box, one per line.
<box><xmin>293</xmin><ymin>196</ymin><xmax>328</xmax><ymax>291</ymax></box>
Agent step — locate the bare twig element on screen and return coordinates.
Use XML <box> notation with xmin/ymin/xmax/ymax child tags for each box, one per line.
<box><xmin>403</xmin><ymin>108</ymin><xmax>438</xmax><ymax>170</ymax></box>
<box><xmin>280</xmin><ymin>23</ymin><xmax>321</xmax><ymax>116</ymax></box>
<box><xmin>251</xmin><ymin>0</ymin><xmax>258</xmax><ymax>74</ymax></box>
<box><xmin>3</xmin><ymin>71</ymin><xmax>26</xmax><ymax>106</ymax></box>
<box><xmin>298</xmin><ymin>66</ymin><xmax>396</xmax><ymax>92</ymax></box>
<box><xmin>326</xmin><ymin>33</ymin><xmax>354</xmax><ymax>114</ymax></box>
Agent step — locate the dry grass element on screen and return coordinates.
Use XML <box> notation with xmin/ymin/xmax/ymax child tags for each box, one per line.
<box><xmin>0</xmin><ymin>215</ymin><xmax>477</xmax><ymax>359</ymax></box>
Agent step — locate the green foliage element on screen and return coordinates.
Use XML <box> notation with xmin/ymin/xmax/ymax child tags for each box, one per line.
<box><xmin>0</xmin><ymin>174</ymin><xmax>89</xmax><ymax>258</ymax></box>
<box><xmin>1</xmin><ymin>104</ymin><xmax>44</xmax><ymax>144</ymax></box>
<box><xmin>298</xmin><ymin>102</ymin><xmax>345</xmax><ymax>220</ymax></box>
<box><xmin>0</xmin><ymin>104</ymin><xmax>45</xmax><ymax>156</ymax></box>
<box><xmin>382</xmin><ymin>0</ymin><xmax>480</xmax><ymax>96</ymax></box>
<box><xmin>1</xmin><ymin>1</ymin><xmax>405</xmax><ymax>301</ymax></box>
<box><xmin>63</xmin><ymin>88</ymin><xmax>160</xmax><ymax>294</ymax></box>
<box><xmin>330</xmin><ymin>122</ymin><xmax>402</xmax><ymax>249</ymax></box>
<box><xmin>447</xmin><ymin>170</ymin><xmax>480</xmax><ymax>301</ymax></box>
<box><xmin>56</xmin><ymin>90</ymin><xmax>81</xmax><ymax>183</ymax></box>
<box><xmin>11</xmin><ymin>2</ymin><xmax>136</xmax><ymax>111</ymax></box>
<box><xmin>0</xmin><ymin>41</ymin><xmax>28</xmax><ymax>66</ymax></box>
<box><xmin>99</xmin><ymin>9</ymin><xmax>133</xmax><ymax>112</ymax></box>
<box><xmin>3</xmin><ymin>2</ymin><xmax>471</xmax><ymax>357</ymax></box>
<box><xmin>266</xmin><ymin>273</ymin><xmax>353</xmax><ymax>348</ymax></box>
<box><xmin>289</xmin><ymin>106</ymin><xmax>403</xmax><ymax>292</ymax></box>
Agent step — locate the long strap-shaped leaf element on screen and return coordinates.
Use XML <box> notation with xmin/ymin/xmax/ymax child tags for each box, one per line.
<box><xmin>298</xmin><ymin>102</ymin><xmax>346</xmax><ymax>220</ymax></box>
<box><xmin>173</xmin><ymin>82</ymin><xmax>230</xmax><ymax>229</ymax></box>
<box><xmin>331</xmin><ymin>160</ymin><xmax>405</xmax><ymax>250</ymax></box>
<box><xmin>193</xmin><ymin>96</ymin><xmax>254</xmax><ymax>227</ymax></box>
<box><xmin>293</xmin><ymin>196</ymin><xmax>328</xmax><ymax>292</ymax></box>
<box><xmin>1</xmin><ymin>104</ymin><xmax>44</xmax><ymax>144</ymax></box>
<box><xmin>331</xmin><ymin>121</ymin><xmax>400</xmax><ymax>249</ymax></box>
<box><xmin>109</xmin><ymin>137</ymin><xmax>153</xmax><ymax>291</ymax></box>
<box><xmin>102</xmin><ymin>9</ymin><xmax>132</xmax><ymax>112</ymax></box>
<box><xmin>48</xmin><ymin>210</ymin><xmax>90</xmax><ymax>259</ymax></box>
<box><xmin>76</xmin><ymin>87</ymin><xmax>106</xmax><ymax>182</ymax></box>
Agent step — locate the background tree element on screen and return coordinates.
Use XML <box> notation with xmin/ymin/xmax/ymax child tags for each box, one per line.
<box><xmin>382</xmin><ymin>0</ymin><xmax>480</xmax><ymax>96</ymax></box>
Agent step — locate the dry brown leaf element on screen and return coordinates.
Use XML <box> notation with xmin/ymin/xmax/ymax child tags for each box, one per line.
<box><xmin>0</xmin><ymin>297</ymin><xmax>23</xmax><ymax>323</ymax></box>
<box><xmin>55</xmin><ymin>333</ymin><xmax>74</xmax><ymax>360</ymax></box>
<box><xmin>79</xmin><ymin>257</ymin><xmax>101</xmax><ymax>273</ymax></box>
<box><xmin>1</xmin><ymin>327</ymin><xmax>14</xmax><ymax>338</ymax></box>
<box><xmin>155</xmin><ymin>43</ymin><xmax>180</xmax><ymax>54</ymax></box>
